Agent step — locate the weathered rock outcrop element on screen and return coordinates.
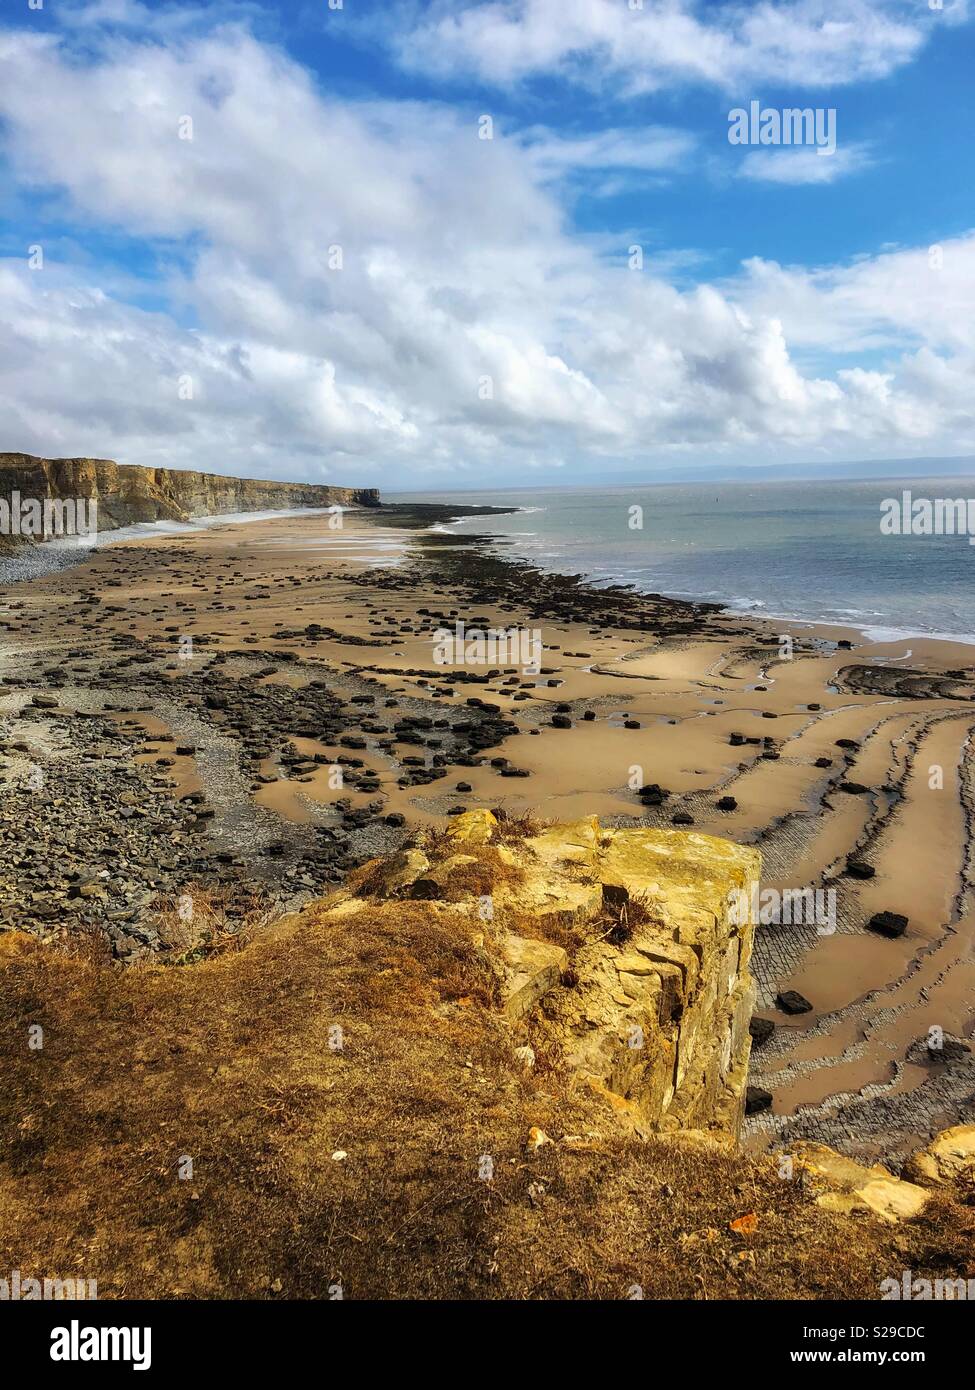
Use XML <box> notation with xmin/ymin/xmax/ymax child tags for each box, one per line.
<box><xmin>794</xmin><ymin>1124</ymin><xmax>975</xmax><ymax>1222</ymax></box>
<box><xmin>0</xmin><ymin>453</ymin><xmax>380</xmax><ymax>540</ymax></box>
<box><xmin>793</xmin><ymin>1143</ymin><xmax>933</xmax><ymax>1223</ymax></box>
<box><xmin>353</xmin><ymin>810</ymin><xmax>761</xmax><ymax>1138</ymax></box>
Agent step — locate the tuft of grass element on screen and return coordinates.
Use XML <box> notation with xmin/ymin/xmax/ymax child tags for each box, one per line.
<box><xmin>592</xmin><ymin>890</ymin><xmax>660</xmax><ymax>948</ymax></box>
<box><xmin>492</xmin><ymin>810</ymin><xmax>547</xmax><ymax>845</ymax></box>
<box><xmin>153</xmin><ymin>884</ymin><xmax>274</xmax><ymax>964</ymax></box>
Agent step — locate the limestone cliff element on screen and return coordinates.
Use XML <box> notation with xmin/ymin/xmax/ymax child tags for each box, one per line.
<box><xmin>0</xmin><ymin>453</ymin><xmax>380</xmax><ymax>540</ymax></box>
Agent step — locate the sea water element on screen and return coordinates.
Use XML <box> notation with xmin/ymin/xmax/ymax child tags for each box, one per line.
<box><xmin>393</xmin><ymin>478</ymin><xmax>975</xmax><ymax>644</ymax></box>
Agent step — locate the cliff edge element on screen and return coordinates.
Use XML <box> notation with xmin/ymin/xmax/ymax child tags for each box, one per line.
<box><xmin>0</xmin><ymin>453</ymin><xmax>380</xmax><ymax>540</ymax></box>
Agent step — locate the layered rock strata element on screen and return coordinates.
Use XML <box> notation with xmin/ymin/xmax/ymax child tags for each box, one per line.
<box><xmin>0</xmin><ymin>453</ymin><xmax>379</xmax><ymax>540</ymax></box>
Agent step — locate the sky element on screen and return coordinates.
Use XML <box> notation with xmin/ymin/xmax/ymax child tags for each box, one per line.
<box><xmin>0</xmin><ymin>0</ymin><xmax>973</xmax><ymax>490</ymax></box>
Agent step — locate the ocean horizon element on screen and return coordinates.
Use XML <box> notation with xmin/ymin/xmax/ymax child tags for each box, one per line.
<box><xmin>393</xmin><ymin>477</ymin><xmax>975</xmax><ymax>645</ymax></box>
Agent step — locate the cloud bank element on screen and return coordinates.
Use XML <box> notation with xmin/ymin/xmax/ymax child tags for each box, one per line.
<box><xmin>0</xmin><ymin>7</ymin><xmax>971</xmax><ymax>484</ymax></box>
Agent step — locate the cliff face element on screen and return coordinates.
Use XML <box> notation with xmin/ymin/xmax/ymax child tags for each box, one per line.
<box><xmin>0</xmin><ymin>453</ymin><xmax>380</xmax><ymax>539</ymax></box>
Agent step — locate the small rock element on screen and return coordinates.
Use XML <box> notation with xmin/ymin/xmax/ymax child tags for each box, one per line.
<box><xmin>749</xmin><ymin>1017</ymin><xmax>776</xmax><ymax>1046</ymax></box>
<box><xmin>868</xmin><ymin>910</ymin><xmax>908</xmax><ymax>938</ymax></box>
<box><xmin>776</xmin><ymin>989</ymin><xmax>813</xmax><ymax>1015</ymax></box>
<box><xmin>745</xmin><ymin>1087</ymin><xmax>773</xmax><ymax>1115</ymax></box>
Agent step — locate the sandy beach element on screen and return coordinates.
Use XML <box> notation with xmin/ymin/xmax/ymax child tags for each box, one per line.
<box><xmin>1</xmin><ymin>502</ymin><xmax>973</xmax><ymax>1168</ymax></box>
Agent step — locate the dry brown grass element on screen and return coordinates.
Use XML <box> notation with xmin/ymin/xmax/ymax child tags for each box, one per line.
<box><xmin>492</xmin><ymin>809</ymin><xmax>547</xmax><ymax>844</ymax></box>
<box><xmin>1</xmin><ymin>893</ymin><xmax>972</xmax><ymax>1300</ymax></box>
<box><xmin>437</xmin><ymin>845</ymin><xmax>526</xmax><ymax>903</ymax></box>
<box><xmin>348</xmin><ymin>838</ymin><xmax>525</xmax><ymax>907</ymax></box>
<box><xmin>591</xmin><ymin>888</ymin><xmax>660</xmax><ymax>947</ymax></box>
<box><xmin>152</xmin><ymin>883</ymin><xmax>276</xmax><ymax>964</ymax></box>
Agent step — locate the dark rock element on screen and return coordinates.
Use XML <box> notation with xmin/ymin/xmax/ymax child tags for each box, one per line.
<box><xmin>745</xmin><ymin>1086</ymin><xmax>773</xmax><ymax>1115</ymax></box>
<box><xmin>926</xmin><ymin>1037</ymin><xmax>971</xmax><ymax>1064</ymax></box>
<box><xmin>868</xmin><ymin>910</ymin><xmax>908</xmax><ymax>938</ymax></box>
<box><xmin>602</xmin><ymin>884</ymin><xmax>629</xmax><ymax>910</ymax></box>
<box><xmin>776</xmin><ymin>989</ymin><xmax>813</xmax><ymax>1015</ymax></box>
<box><xmin>749</xmin><ymin>1017</ymin><xmax>775</xmax><ymax>1046</ymax></box>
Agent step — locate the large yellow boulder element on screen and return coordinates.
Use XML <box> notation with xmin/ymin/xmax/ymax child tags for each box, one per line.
<box><xmin>793</xmin><ymin>1142</ymin><xmax>932</xmax><ymax>1224</ymax></box>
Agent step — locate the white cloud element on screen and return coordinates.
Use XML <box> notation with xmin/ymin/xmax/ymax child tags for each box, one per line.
<box><xmin>387</xmin><ymin>0</ymin><xmax>952</xmax><ymax>94</ymax></box>
<box><xmin>732</xmin><ymin>239</ymin><xmax>975</xmax><ymax>354</ymax></box>
<box><xmin>737</xmin><ymin>141</ymin><xmax>876</xmax><ymax>184</ymax></box>
<box><xmin>0</xmin><ymin>13</ymin><xmax>972</xmax><ymax>485</ymax></box>
<box><xmin>519</xmin><ymin>125</ymin><xmax>696</xmax><ymax>185</ymax></box>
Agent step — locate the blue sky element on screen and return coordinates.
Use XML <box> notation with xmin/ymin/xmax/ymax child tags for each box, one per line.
<box><xmin>0</xmin><ymin>0</ymin><xmax>973</xmax><ymax>488</ymax></box>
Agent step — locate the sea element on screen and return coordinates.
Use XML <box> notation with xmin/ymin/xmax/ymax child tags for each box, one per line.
<box><xmin>391</xmin><ymin>477</ymin><xmax>975</xmax><ymax>645</ymax></box>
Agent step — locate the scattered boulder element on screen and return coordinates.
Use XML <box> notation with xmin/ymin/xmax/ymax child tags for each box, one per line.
<box><xmin>902</xmin><ymin>1125</ymin><xmax>975</xmax><ymax>1187</ymax></box>
<box><xmin>638</xmin><ymin>783</ymin><xmax>669</xmax><ymax>806</ymax></box>
<box><xmin>868</xmin><ymin>910</ymin><xmax>908</xmax><ymax>938</ymax></box>
<box><xmin>745</xmin><ymin>1086</ymin><xmax>772</xmax><ymax>1115</ymax></box>
<box><xmin>776</xmin><ymin>989</ymin><xmax>812</xmax><ymax>1016</ymax></box>
<box><xmin>793</xmin><ymin>1143</ymin><xmax>930</xmax><ymax>1224</ymax></box>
